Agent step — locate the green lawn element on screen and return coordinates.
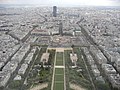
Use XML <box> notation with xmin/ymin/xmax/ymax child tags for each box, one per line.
<box><xmin>55</xmin><ymin>74</ymin><xmax>64</xmax><ymax>81</ymax></box>
<box><xmin>53</xmin><ymin>52</ymin><xmax>64</xmax><ymax>90</ymax></box>
<box><xmin>55</xmin><ymin>68</ymin><xmax>64</xmax><ymax>74</ymax></box>
<box><xmin>54</xmin><ymin>68</ymin><xmax>64</xmax><ymax>82</ymax></box>
<box><xmin>54</xmin><ymin>68</ymin><xmax>64</xmax><ymax>90</ymax></box>
<box><xmin>56</xmin><ymin>52</ymin><xmax>63</xmax><ymax>66</ymax></box>
<box><xmin>54</xmin><ymin>82</ymin><xmax>64</xmax><ymax>90</ymax></box>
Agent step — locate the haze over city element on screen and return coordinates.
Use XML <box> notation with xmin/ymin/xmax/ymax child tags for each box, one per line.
<box><xmin>0</xmin><ymin>0</ymin><xmax>120</xmax><ymax>6</ymax></box>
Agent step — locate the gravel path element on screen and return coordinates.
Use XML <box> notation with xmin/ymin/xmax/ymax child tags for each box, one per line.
<box><xmin>70</xmin><ymin>83</ymin><xmax>86</xmax><ymax>90</ymax></box>
<box><xmin>30</xmin><ymin>83</ymin><xmax>48</xmax><ymax>90</ymax></box>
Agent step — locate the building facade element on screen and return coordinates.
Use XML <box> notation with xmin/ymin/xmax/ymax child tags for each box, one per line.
<box><xmin>53</xmin><ymin>6</ymin><xmax>57</xmax><ymax>17</ymax></box>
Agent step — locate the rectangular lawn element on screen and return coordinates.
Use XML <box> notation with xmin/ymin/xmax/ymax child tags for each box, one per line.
<box><xmin>55</xmin><ymin>68</ymin><xmax>64</xmax><ymax>74</ymax></box>
<box><xmin>55</xmin><ymin>74</ymin><xmax>64</xmax><ymax>81</ymax></box>
<box><xmin>54</xmin><ymin>68</ymin><xmax>64</xmax><ymax>90</ymax></box>
<box><xmin>54</xmin><ymin>81</ymin><xmax>64</xmax><ymax>90</ymax></box>
<box><xmin>56</xmin><ymin>52</ymin><xmax>63</xmax><ymax>66</ymax></box>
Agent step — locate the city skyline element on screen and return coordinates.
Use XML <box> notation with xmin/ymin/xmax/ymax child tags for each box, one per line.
<box><xmin>0</xmin><ymin>3</ymin><xmax>120</xmax><ymax>90</ymax></box>
<box><xmin>0</xmin><ymin>0</ymin><xmax>120</xmax><ymax>6</ymax></box>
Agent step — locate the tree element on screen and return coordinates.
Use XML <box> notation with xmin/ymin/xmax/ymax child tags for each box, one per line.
<box><xmin>71</xmin><ymin>44</ymin><xmax>75</xmax><ymax>49</ymax></box>
<box><xmin>95</xmin><ymin>80</ymin><xmax>110</xmax><ymax>90</ymax></box>
<box><xmin>9</xmin><ymin>80</ymin><xmax>21</xmax><ymax>89</ymax></box>
<box><xmin>71</xmin><ymin>44</ymin><xmax>75</xmax><ymax>55</ymax></box>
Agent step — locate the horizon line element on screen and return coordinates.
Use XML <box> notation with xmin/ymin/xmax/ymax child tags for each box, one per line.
<box><xmin>0</xmin><ymin>4</ymin><xmax>120</xmax><ymax>7</ymax></box>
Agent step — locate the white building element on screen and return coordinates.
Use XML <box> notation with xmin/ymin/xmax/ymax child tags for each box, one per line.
<box><xmin>92</xmin><ymin>68</ymin><xmax>100</xmax><ymax>77</ymax></box>
<box><xmin>95</xmin><ymin>52</ymin><xmax>107</xmax><ymax>64</ymax></box>
<box><xmin>86</xmin><ymin>55</ymin><xmax>95</xmax><ymax>65</ymax></box>
<box><xmin>0</xmin><ymin>71</ymin><xmax>10</xmax><ymax>87</ymax></box>
<box><xmin>14</xmin><ymin>75</ymin><xmax>22</xmax><ymax>81</ymax></box>
<box><xmin>114</xmin><ymin>58</ymin><xmax>120</xmax><ymax>72</ymax></box>
<box><xmin>2</xmin><ymin>61</ymin><xmax>18</xmax><ymax>74</ymax></box>
<box><xmin>70</xmin><ymin>53</ymin><xmax>78</xmax><ymax>66</ymax></box>
<box><xmin>41</xmin><ymin>53</ymin><xmax>50</xmax><ymax>64</ymax></box>
<box><xmin>18</xmin><ymin>64</ymin><xmax>28</xmax><ymax>75</ymax></box>
<box><xmin>102</xmin><ymin>64</ymin><xmax>116</xmax><ymax>75</ymax></box>
<box><xmin>108</xmin><ymin>74</ymin><xmax>120</xmax><ymax>89</ymax></box>
<box><xmin>91</xmin><ymin>64</ymin><xmax>100</xmax><ymax>77</ymax></box>
<box><xmin>70</xmin><ymin>53</ymin><xmax>78</xmax><ymax>63</ymax></box>
<box><xmin>0</xmin><ymin>62</ymin><xmax>4</xmax><ymax>69</ymax></box>
<box><xmin>24</xmin><ymin>53</ymin><xmax>33</xmax><ymax>64</ymax></box>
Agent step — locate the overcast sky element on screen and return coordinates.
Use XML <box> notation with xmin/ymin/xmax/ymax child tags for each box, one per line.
<box><xmin>0</xmin><ymin>0</ymin><xmax>120</xmax><ymax>6</ymax></box>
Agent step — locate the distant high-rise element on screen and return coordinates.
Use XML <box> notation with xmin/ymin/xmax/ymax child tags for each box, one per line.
<box><xmin>59</xmin><ymin>22</ymin><xmax>63</xmax><ymax>36</ymax></box>
<box><xmin>53</xmin><ymin>6</ymin><xmax>57</xmax><ymax>17</ymax></box>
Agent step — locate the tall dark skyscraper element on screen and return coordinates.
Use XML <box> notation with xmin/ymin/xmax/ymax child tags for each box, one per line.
<box><xmin>59</xmin><ymin>22</ymin><xmax>63</xmax><ymax>36</ymax></box>
<box><xmin>53</xmin><ymin>6</ymin><xmax>57</xmax><ymax>17</ymax></box>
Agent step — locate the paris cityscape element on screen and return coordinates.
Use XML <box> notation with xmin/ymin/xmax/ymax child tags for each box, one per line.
<box><xmin>0</xmin><ymin>0</ymin><xmax>120</xmax><ymax>90</ymax></box>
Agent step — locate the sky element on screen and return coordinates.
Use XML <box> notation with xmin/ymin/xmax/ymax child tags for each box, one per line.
<box><xmin>0</xmin><ymin>0</ymin><xmax>120</xmax><ymax>6</ymax></box>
